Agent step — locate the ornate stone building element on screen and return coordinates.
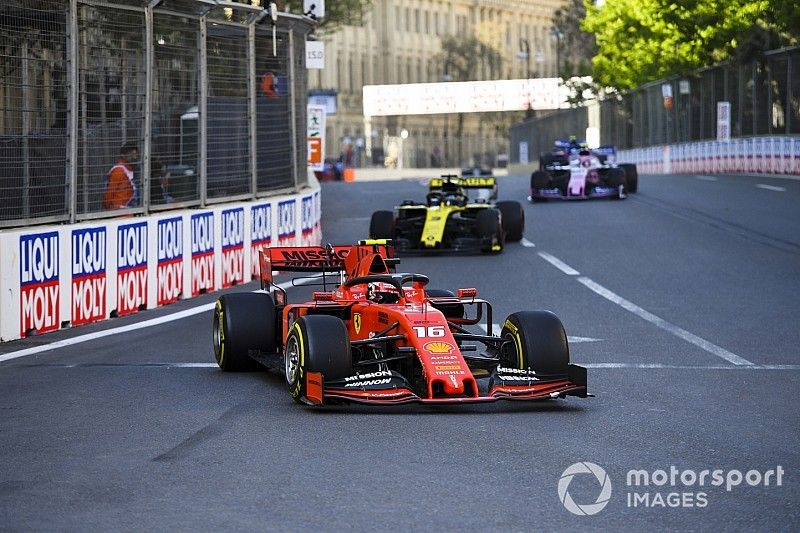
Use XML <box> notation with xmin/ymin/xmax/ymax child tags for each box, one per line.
<box><xmin>308</xmin><ymin>0</ymin><xmax>567</xmax><ymax>168</ymax></box>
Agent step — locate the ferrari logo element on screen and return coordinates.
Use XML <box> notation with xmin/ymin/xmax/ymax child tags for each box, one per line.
<box><xmin>354</xmin><ymin>313</ymin><xmax>362</xmax><ymax>334</ymax></box>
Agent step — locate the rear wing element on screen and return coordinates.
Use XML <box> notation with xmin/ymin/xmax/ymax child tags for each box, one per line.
<box><xmin>592</xmin><ymin>145</ymin><xmax>617</xmax><ymax>156</ymax></box>
<box><xmin>259</xmin><ymin>241</ymin><xmax>396</xmax><ymax>287</ymax></box>
<box><xmin>429</xmin><ymin>176</ymin><xmax>496</xmax><ymax>191</ymax></box>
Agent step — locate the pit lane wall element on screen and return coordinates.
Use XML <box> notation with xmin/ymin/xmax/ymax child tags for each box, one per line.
<box><xmin>0</xmin><ymin>182</ymin><xmax>321</xmax><ymax>342</ymax></box>
<box><xmin>617</xmin><ymin>136</ymin><xmax>800</xmax><ymax>175</ymax></box>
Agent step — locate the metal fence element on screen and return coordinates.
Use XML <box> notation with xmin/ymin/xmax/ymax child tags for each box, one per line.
<box><xmin>510</xmin><ymin>46</ymin><xmax>800</xmax><ymax>163</ymax></box>
<box><xmin>0</xmin><ymin>0</ymin><xmax>313</xmax><ymax>227</ymax></box>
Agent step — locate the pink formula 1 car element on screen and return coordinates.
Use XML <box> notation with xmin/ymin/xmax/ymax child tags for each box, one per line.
<box><xmin>530</xmin><ymin>142</ymin><xmax>638</xmax><ymax>202</ymax></box>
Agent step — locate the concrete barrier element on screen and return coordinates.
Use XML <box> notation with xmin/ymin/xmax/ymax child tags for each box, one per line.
<box><xmin>0</xmin><ymin>176</ymin><xmax>321</xmax><ymax>342</ymax></box>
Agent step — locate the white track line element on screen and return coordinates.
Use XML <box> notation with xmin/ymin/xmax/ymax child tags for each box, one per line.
<box><xmin>694</xmin><ymin>175</ymin><xmax>718</xmax><ymax>181</ymax></box>
<box><xmin>520</xmin><ymin>238</ymin><xmax>536</xmax><ymax>248</ymax></box>
<box><xmin>0</xmin><ymin>276</ymin><xmax>322</xmax><ymax>364</ymax></box>
<box><xmin>477</xmin><ymin>324</ymin><xmax>601</xmax><ymax>343</ymax></box>
<box><xmin>537</xmin><ymin>252</ymin><xmax>580</xmax><ymax>276</ymax></box>
<box><xmin>576</xmin><ymin>276</ymin><xmax>753</xmax><ymax>366</ymax></box>
<box><xmin>756</xmin><ymin>184</ymin><xmax>786</xmax><ymax>192</ymax></box>
<box><xmin>584</xmin><ymin>363</ymin><xmax>800</xmax><ymax>370</ymax></box>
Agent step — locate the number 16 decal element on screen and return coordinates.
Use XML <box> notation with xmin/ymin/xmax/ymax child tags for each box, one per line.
<box><xmin>412</xmin><ymin>325</ymin><xmax>446</xmax><ymax>338</ymax></box>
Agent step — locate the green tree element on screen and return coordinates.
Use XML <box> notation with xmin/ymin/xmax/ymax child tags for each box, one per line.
<box><xmin>583</xmin><ymin>0</ymin><xmax>797</xmax><ymax>90</ymax></box>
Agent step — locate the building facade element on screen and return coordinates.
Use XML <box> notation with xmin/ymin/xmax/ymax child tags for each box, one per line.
<box><xmin>308</xmin><ymin>0</ymin><xmax>567</xmax><ymax>168</ymax></box>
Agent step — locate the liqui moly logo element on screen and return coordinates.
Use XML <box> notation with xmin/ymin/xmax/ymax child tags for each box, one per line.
<box><xmin>117</xmin><ymin>222</ymin><xmax>148</xmax><ymax>316</ymax></box>
<box><xmin>157</xmin><ymin>216</ymin><xmax>183</xmax><ymax>305</ymax></box>
<box><xmin>221</xmin><ymin>208</ymin><xmax>244</xmax><ymax>288</ymax></box>
<box><xmin>191</xmin><ymin>212</ymin><xmax>214</xmax><ymax>296</ymax></box>
<box><xmin>71</xmin><ymin>227</ymin><xmax>106</xmax><ymax>326</ymax></box>
<box><xmin>19</xmin><ymin>232</ymin><xmax>60</xmax><ymax>336</ymax></box>
<box><xmin>277</xmin><ymin>199</ymin><xmax>296</xmax><ymax>245</ymax></box>
<box><xmin>251</xmin><ymin>203</ymin><xmax>272</xmax><ymax>278</ymax></box>
<box><xmin>301</xmin><ymin>195</ymin><xmax>315</xmax><ymax>237</ymax></box>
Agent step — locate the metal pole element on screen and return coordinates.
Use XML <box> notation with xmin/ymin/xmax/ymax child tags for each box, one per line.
<box><xmin>67</xmin><ymin>0</ymin><xmax>78</xmax><ymax>223</ymax></box>
<box><xmin>247</xmin><ymin>23</ymin><xmax>257</xmax><ymax>198</ymax></box>
<box><xmin>787</xmin><ymin>52</ymin><xmax>792</xmax><ymax>134</ymax></box>
<box><xmin>21</xmin><ymin>40</ymin><xmax>30</xmax><ymax>219</ymax></box>
<box><xmin>80</xmin><ymin>6</ymin><xmax>88</xmax><ymax>214</ymax></box>
<box><xmin>288</xmin><ymin>28</ymin><xmax>299</xmax><ymax>189</ymax></box>
<box><xmin>199</xmin><ymin>16</ymin><xmax>208</xmax><ymax>206</ymax></box>
<box><xmin>142</xmin><ymin>4</ymin><xmax>154</xmax><ymax>213</ymax></box>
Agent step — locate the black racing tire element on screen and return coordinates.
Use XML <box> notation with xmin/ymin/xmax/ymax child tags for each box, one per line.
<box><xmin>476</xmin><ymin>208</ymin><xmax>504</xmax><ymax>253</ymax></box>
<box><xmin>425</xmin><ymin>289</ymin><xmax>464</xmax><ymax>319</ymax></box>
<box><xmin>496</xmin><ymin>201</ymin><xmax>524</xmax><ymax>242</ymax></box>
<box><xmin>531</xmin><ymin>170</ymin><xmax>550</xmax><ymax>189</ymax></box>
<box><xmin>605</xmin><ymin>168</ymin><xmax>627</xmax><ymax>198</ymax></box>
<box><xmin>618</xmin><ymin>163</ymin><xmax>638</xmax><ymax>193</ymax></box>
<box><xmin>369</xmin><ymin>210</ymin><xmax>395</xmax><ymax>240</ymax></box>
<box><xmin>213</xmin><ymin>292</ymin><xmax>276</xmax><ymax>371</ymax></box>
<box><xmin>500</xmin><ymin>311</ymin><xmax>569</xmax><ymax>375</ymax></box>
<box><xmin>285</xmin><ymin>315</ymin><xmax>352</xmax><ymax>404</ymax></box>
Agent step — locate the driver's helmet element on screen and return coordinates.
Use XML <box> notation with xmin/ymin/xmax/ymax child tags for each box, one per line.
<box><xmin>579</xmin><ymin>142</ymin><xmax>591</xmax><ymax>156</ymax></box>
<box><xmin>440</xmin><ymin>181</ymin><xmax>466</xmax><ymax>206</ymax></box>
<box><xmin>367</xmin><ymin>281</ymin><xmax>400</xmax><ymax>303</ymax></box>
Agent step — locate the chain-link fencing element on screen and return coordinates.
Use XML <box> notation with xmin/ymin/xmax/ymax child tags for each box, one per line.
<box><xmin>0</xmin><ymin>0</ymin><xmax>313</xmax><ymax>227</ymax></box>
<box><xmin>510</xmin><ymin>47</ymin><xmax>800</xmax><ymax>163</ymax></box>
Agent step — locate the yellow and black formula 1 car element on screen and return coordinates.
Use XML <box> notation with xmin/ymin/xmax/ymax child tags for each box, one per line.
<box><xmin>369</xmin><ymin>175</ymin><xmax>524</xmax><ymax>253</ymax></box>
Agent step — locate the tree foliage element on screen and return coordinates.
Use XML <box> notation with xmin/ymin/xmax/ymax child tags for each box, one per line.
<box><xmin>435</xmin><ymin>35</ymin><xmax>504</xmax><ymax>82</ymax></box>
<box><xmin>583</xmin><ymin>0</ymin><xmax>798</xmax><ymax>90</ymax></box>
<box><xmin>553</xmin><ymin>0</ymin><xmax>597</xmax><ymax>78</ymax></box>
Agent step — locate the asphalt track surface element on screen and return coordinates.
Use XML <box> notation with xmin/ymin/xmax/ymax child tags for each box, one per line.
<box><xmin>1</xmin><ymin>172</ymin><xmax>798</xmax><ymax>530</ymax></box>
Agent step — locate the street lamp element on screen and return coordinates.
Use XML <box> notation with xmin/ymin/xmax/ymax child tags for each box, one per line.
<box><xmin>549</xmin><ymin>26</ymin><xmax>564</xmax><ymax>79</ymax></box>
<box><xmin>517</xmin><ymin>38</ymin><xmax>535</xmax><ymax>117</ymax></box>
<box><xmin>517</xmin><ymin>38</ymin><xmax>531</xmax><ymax>79</ymax></box>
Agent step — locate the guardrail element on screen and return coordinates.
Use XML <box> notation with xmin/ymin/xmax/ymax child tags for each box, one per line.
<box><xmin>618</xmin><ymin>136</ymin><xmax>800</xmax><ymax>175</ymax></box>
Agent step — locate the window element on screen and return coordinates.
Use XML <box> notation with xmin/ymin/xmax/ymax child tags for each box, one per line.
<box><xmin>434</xmin><ymin>12</ymin><xmax>439</xmax><ymax>35</ymax></box>
<box><xmin>406</xmin><ymin>8</ymin><xmax>411</xmax><ymax>32</ymax></box>
<box><xmin>424</xmin><ymin>11</ymin><xmax>429</xmax><ymax>34</ymax></box>
<box><xmin>348</xmin><ymin>58</ymin><xmax>354</xmax><ymax>91</ymax></box>
<box><xmin>361</xmin><ymin>56</ymin><xmax>367</xmax><ymax>86</ymax></box>
<box><xmin>415</xmin><ymin>9</ymin><xmax>420</xmax><ymax>33</ymax></box>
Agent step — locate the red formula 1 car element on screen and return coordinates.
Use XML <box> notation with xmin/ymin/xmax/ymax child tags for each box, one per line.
<box><xmin>212</xmin><ymin>240</ymin><xmax>588</xmax><ymax>406</ymax></box>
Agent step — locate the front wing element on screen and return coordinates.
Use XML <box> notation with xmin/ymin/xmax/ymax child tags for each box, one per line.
<box><xmin>531</xmin><ymin>185</ymin><xmax>620</xmax><ymax>200</ymax></box>
<box><xmin>303</xmin><ymin>364</ymin><xmax>588</xmax><ymax>406</ymax></box>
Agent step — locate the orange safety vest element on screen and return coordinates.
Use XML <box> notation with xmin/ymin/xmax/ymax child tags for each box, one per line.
<box><xmin>102</xmin><ymin>160</ymin><xmax>136</xmax><ymax>209</ymax></box>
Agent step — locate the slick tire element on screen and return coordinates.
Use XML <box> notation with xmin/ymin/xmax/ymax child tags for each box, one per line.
<box><xmin>500</xmin><ymin>311</ymin><xmax>569</xmax><ymax>375</ymax></box>
<box><xmin>496</xmin><ymin>201</ymin><xmax>524</xmax><ymax>242</ymax></box>
<box><xmin>213</xmin><ymin>292</ymin><xmax>276</xmax><ymax>371</ymax></box>
<box><xmin>606</xmin><ymin>168</ymin><xmax>628</xmax><ymax>198</ymax></box>
<box><xmin>476</xmin><ymin>208</ymin><xmax>504</xmax><ymax>253</ymax></box>
<box><xmin>285</xmin><ymin>315</ymin><xmax>352</xmax><ymax>404</ymax></box>
<box><xmin>531</xmin><ymin>170</ymin><xmax>550</xmax><ymax>189</ymax></box>
<box><xmin>425</xmin><ymin>289</ymin><xmax>464</xmax><ymax>319</ymax></box>
<box><xmin>619</xmin><ymin>163</ymin><xmax>638</xmax><ymax>193</ymax></box>
<box><xmin>369</xmin><ymin>210</ymin><xmax>395</xmax><ymax>240</ymax></box>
